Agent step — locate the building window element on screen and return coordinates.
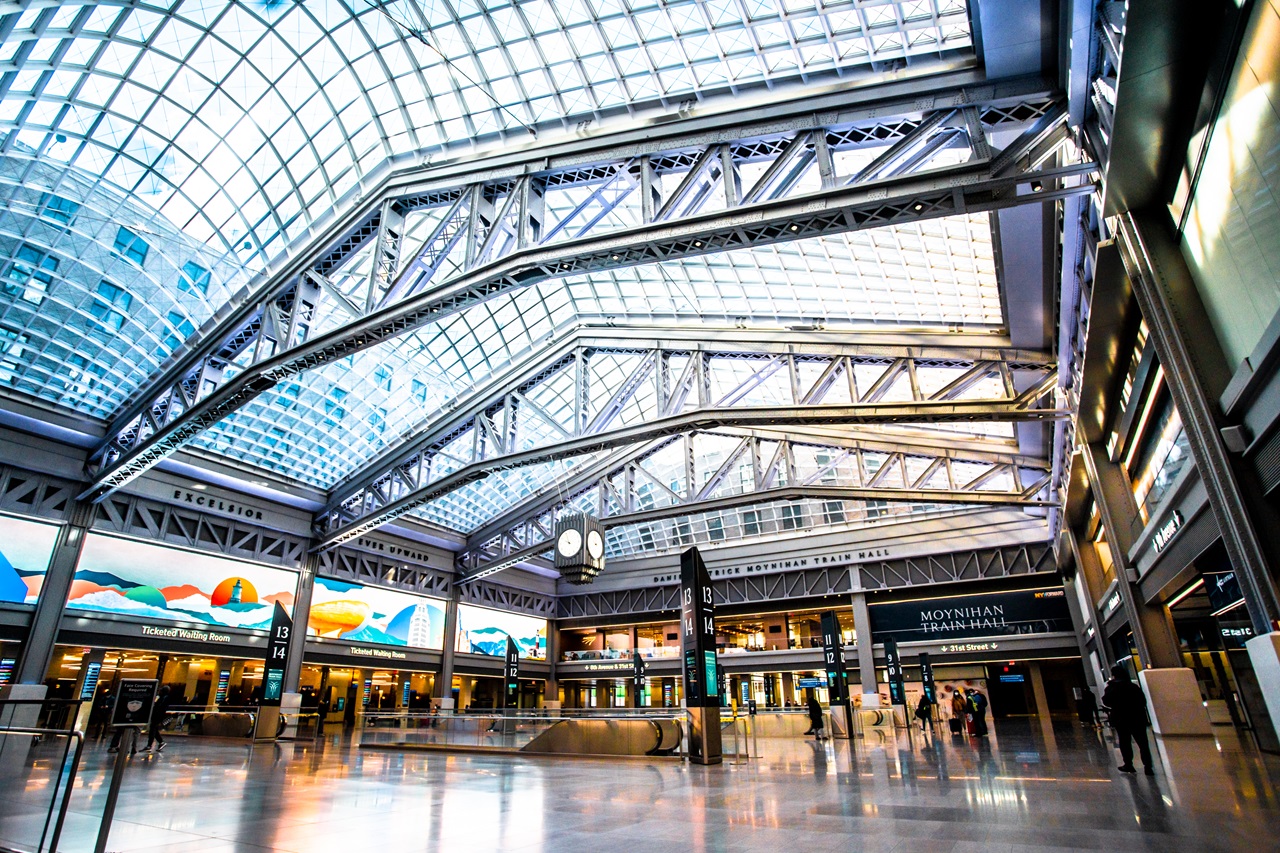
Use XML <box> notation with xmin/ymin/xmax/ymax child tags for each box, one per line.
<box><xmin>113</xmin><ymin>227</ymin><xmax>149</xmax><ymax>265</ymax></box>
<box><xmin>1130</xmin><ymin>391</ymin><xmax>1192</xmax><ymax>522</ymax></box>
<box><xmin>161</xmin><ymin>310</ymin><xmax>196</xmax><ymax>352</ymax></box>
<box><xmin>89</xmin><ymin>280</ymin><xmax>132</xmax><ymax>331</ymax></box>
<box><xmin>324</xmin><ymin>387</ymin><xmax>348</xmax><ymax>426</ymax></box>
<box><xmin>0</xmin><ymin>325</ymin><xmax>28</xmax><ymax>383</ymax></box>
<box><xmin>4</xmin><ymin>243</ymin><xmax>57</xmax><ymax>304</ymax></box>
<box><xmin>707</xmin><ymin>516</ymin><xmax>725</xmax><ymax>542</ymax></box>
<box><xmin>39</xmin><ymin>193</ymin><xmax>80</xmax><ymax>226</ymax></box>
<box><xmin>742</xmin><ymin>509</ymin><xmax>760</xmax><ymax>536</ymax></box>
<box><xmin>781</xmin><ymin>503</ymin><xmax>804</xmax><ymax>530</ymax></box>
<box><xmin>179</xmin><ymin>261</ymin><xmax>210</xmax><ymax>295</ymax></box>
<box><xmin>823</xmin><ymin>500</ymin><xmax>845</xmax><ymax>524</ymax></box>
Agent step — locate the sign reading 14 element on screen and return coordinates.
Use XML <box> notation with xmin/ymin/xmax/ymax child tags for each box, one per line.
<box><xmin>683</xmin><ymin>585</ymin><xmax>713</xmax><ymax>636</ymax></box>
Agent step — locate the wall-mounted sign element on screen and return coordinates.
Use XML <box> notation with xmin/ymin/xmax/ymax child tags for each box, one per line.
<box><xmin>310</xmin><ymin>577</ymin><xmax>446</xmax><ymax>650</ymax></box>
<box><xmin>797</xmin><ymin>676</ymin><xmax>827</xmax><ymax>688</ymax></box>
<box><xmin>141</xmin><ymin>626</ymin><xmax>236</xmax><ymax>644</ymax></box>
<box><xmin>455</xmin><ymin>604</ymin><xmax>546</xmax><ymax>659</ymax></box>
<box><xmin>871</xmin><ymin>588</ymin><xmax>1073</xmax><ymax>644</ymax></box>
<box><xmin>1152</xmin><ymin>511</ymin><xmax>1183</xmax><ymax>552</ymax></box>
<box><xmin>938</xmin><ymin>642</ymin><xmax>1000</xmax><ymax>653</ymax></box>
<box><xmin>1205</xmin><ymin>570</ymin><xmax>1246</xmax><ymax>617</ymax></box>
<box><xmin>347</xmin><ymin>646</ymin><xmax>408</xmax><ymax>661</ymax></box>
<box><xmin>1219</xmin><ymin>623</ymin><xmax>1255</xmax><ymax>649</ymax></box>
<box><xmin>0</xmin><ymin>658</ymin><xmax>13</xmax><ymax>686</ymax></box>
<box><xmin>1104</xmin><ymin>591</ymin><xmax>1123</xmax><ymax>616</ymax></box>
<box><xmin>650</xmin><ymin>548</ymin><xmax>881</xmax><ymax>585</ymax></box>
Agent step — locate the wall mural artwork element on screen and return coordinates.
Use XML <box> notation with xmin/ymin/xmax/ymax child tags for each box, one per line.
<box><xmin>69</xmin><ymin>534</ymin><xmax>297</xmax><ymax>630</ymax></box>
<box><xmin>0</xmin><ymin>514</ymin><xmax>60</xmax><ymax>605</ymax></box>
<box><xmin>307</xmin><ymin>577</ymin><xmax>446</xmax><ymax>649</ymax></box>
<box><xmin>456</xmin><ymin>604</ymin><xmax>547</xmax><ymax>660</ymax></box>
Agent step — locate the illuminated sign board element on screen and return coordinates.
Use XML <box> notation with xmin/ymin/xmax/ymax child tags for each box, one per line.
<box><xmin>1152</xmin><ymin>511</ymin><xmax>1183</xmax><ymax>552</ymax></box>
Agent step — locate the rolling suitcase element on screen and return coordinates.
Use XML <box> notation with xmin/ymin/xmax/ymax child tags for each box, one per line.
<box><xmin>948</xmin><ymin>717</ymin><xmax>962</xmax><ymax>735</ymax></box>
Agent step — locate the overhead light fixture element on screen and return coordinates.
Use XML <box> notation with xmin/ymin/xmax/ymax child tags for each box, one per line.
<box><xmin>1030</xmin><ymin>180</ymin><xmax>1044</xmax><ymax>193</ymax></box>
<box><xmin>789</xmin><ymin>224</ymin><xmax>798</xmax><ymax>231</ymax></box>
<box><xmin>912</xmin><ymin>203</ymin><xmax>923</xmax><ymax>212</ymax></box>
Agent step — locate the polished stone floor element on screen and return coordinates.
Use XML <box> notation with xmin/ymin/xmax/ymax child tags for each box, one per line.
<box><xmin>3</xmin><ymin>719</ymin><xmax>1279</xmax><ymax>852</ymax></box>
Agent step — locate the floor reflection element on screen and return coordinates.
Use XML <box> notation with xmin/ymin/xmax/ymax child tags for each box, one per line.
<box><xmin>0</xmin><ymin>718</ymin><xmax>1276</xmax><ymax>852</ymax></box>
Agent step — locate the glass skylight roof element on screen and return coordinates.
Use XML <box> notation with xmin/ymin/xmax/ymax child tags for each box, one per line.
<box><xmin>0</xmin><ymin>0</ymin><xmax>972</xmax><ymax>277</ymax></box>
<box><xmin>0</xmin><ymin>0</ymin><xmax>1024</xmax><ymax>549</ymax></box>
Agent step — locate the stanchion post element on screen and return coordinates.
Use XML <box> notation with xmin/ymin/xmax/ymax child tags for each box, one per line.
<box><xmin>94</xmin><ymin>726</ymin><xmax>136</xmax><ymax>853</ymax></box>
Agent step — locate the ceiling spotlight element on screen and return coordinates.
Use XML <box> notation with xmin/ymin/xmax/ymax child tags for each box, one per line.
<box><xmin>1030</xmin><ymin>180</ymin><xmax>1044</xmax><ymax>193</ymax></box>
<box><xmin>789</xmin><ymin>224</ymin><xmax>798</xmax><ymax>231</ymax></box>
<box><xmin>912</xmin><ymin>203</ymin><xmax>924</xmax><ymax>212</ymax></box>
<box><xmin>611</xmin><ymin>254</ymin><xmax>620</xmax><ymax>260</ymax></box>
<box><xmin>694</xmin><ymin>240</ymin><xmax>703</xmax><ymax>247</ymax></box>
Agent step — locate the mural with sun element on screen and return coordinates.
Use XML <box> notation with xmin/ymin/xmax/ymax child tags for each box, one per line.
<box><xmin>62</xmin><ymin>534</ymin><xmax>297</xmax><ymax>630</ymax></box>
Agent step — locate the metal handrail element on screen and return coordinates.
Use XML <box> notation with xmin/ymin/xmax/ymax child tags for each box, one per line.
<box><xmin>0</xmin><ymin>725</ymin><xmax>86</xmax><ymax>853</ymax></box>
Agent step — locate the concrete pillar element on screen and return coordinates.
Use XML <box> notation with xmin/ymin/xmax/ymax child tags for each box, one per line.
<box><xmin>13</xmin><ymin>501</ymin><xmax>93</xmax><ymax>690</ymax></box>
<box><xmin>282</xmin><ymin>552</ymin><xmax>319</xmax><ymax>694</ymax></box>
<box><xmin>851</xmin><ymin>591</ymin><xmax>879</xmax><ymax>708</ymax></box>
<box><xmin>1081</xmin><ymin>441</ymin><xmax>1183</xmax><ymax>669</ymax></box>
<box><xmin>544</xmin><ymin>619</ymin><xmax>559</xmax><ymax>708</ymax></box>
<box><xmin>781</xmin><ymin>672</ymin><xmax>795</xmax><ymax>706</ymax></box>
<box><xmin>433</xmin><ymin>593</ymin><xmax>460</xmax><ymax>710</ymax></box>
<box><xmin>1028</xmin><ymin>662</ymin><xmax>1051</xmax><ymax>719</ymax></box>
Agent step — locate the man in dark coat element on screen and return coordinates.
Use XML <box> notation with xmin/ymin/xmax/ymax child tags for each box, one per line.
<box><xmin>142</xmin><ymin>685</ymin><xmax>174</xmax><ymax>752</ymax></box>
<box><xmin>1101</xmin><ymin>664</ymin><xmax>1155</xmax><ymax>775</ymax></box>
<box><xmin>806</xmin><ymin>692</ymin><xmax>826</xmax><ymax>740</ymax></box>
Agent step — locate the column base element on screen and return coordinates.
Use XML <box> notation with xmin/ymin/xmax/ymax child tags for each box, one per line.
<box><xmin>1246</xmin><ymin>632</ymin><xmax>1280</xmax><ymax>746</ymax></box>
<box><xmin>1138</xmin><ymin>668</ymin><xmax>1212</xmax><ymax>735</ymax></box>
<box><xmin>687</xmin><ymin>705</ymin><xmax>722</xmax><ymax>765</ymax></box>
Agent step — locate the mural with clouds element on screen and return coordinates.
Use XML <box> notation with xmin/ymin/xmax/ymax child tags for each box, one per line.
<box><xmin>456</xmin><ymin>604</ymin><xmax>546</xmax><ymax>660</ymax></box>
<box><xmin>0</xmin><ymin>514</ymin><xmax>60</xmax><ymax>605</ymax></box>
<box><xmin>307</xmin><ymin>577</ymin><xmax>445</xmax><ymax>649</ymax></box>
<box><xmin>68</xmin><ymin>534</ymin><xmax>297</xmax><ymax>631</ymax></box>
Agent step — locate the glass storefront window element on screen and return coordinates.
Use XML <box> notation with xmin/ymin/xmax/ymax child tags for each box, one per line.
<box><xmin>1130</xmin><ymin>391</ymin><xmax>1190</xmax><ymax>522</ymax></box>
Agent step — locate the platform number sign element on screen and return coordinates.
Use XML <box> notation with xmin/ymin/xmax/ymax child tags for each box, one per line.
<box><xmin>261</xmin><ymin>602</ymin><xmax>293</xmax><ymax>707</ymax></box>
<box><xmin>503</xmin><ymin>636</ymin><xmax>520</xmax><ymax>708</ymax></box>
<box><xmin>819</xmin><ymin>611</ymin><xmax>849</xmax><ymax>705</ymax></box>
<box><xmin>680</xmin><ymin>547</ymin><xmax>718</xmax><ymax>707</ymax></box>
<box><xmin>919</xmin><ymin>653</ymin><xmax>937</xmax><ymax>705</ymax></box>
<box><xmin>884</xmin><ymin>637</ymin><xmax>906</xmax><ymax>707</ymax></box>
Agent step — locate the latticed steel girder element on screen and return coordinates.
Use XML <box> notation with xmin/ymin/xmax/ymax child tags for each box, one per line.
<box><xmin>453</xmin><ymin>431</ymin><xmax>1054</xmax><ymax>582</ymax></box>
<box><xmin>83</xmin><ymin>72</ymin><xmax>1090</xmax><ymax>501</ymax></box>
<box><xmin>313</xmin><ymin>340</ymin><xmax>1061</xmax><ymax>548</ymax></box>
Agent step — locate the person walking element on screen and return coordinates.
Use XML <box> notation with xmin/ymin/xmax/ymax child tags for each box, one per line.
<box><xmin>806</xmin><ymin>692</ymin><xmax>826</xmax><ymax>740</ymax></box>
<box><xmin>141</xmin><ymin>685</ymin><xmax>174</xmax><ymax>753</ymax></box>
<box><xmin>914</xmin><ymin>694</ymin><xmax>934</xmax><ymax>733</ymax></box>
<box><xmin>1101</xmin><ymin>664</ymin><xmax>1155</xmax><ymax>775</ymax></box>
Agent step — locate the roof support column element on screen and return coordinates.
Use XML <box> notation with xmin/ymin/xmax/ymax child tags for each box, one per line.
<box><xmin>14</xmin><ymin>500</ymin><xmax>93</xmax><ymax>687</ymax></box>
<box><xmin>851</xmin><ymin>588</ymin><xmax>878</xmax><ymax>706</ymax></box>
<box><xmin>432</xmin><ymin>591</ymin><xmax>460</xmax><ymax>711</ymax></box>
<box><xmin>1079</xmin><ymin>441</ymin><xmax>1181</xmax><ymax>669</ymax></box>
<box><xmin>1115</xmin><ymin>211</ymin><xmax>1280</xmax><ymax>632</ymax></box>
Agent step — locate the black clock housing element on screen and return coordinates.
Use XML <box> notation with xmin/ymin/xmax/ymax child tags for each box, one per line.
<box><xmin>553</xmin><ymin>513</ymin><xmax>606</xmax><ymax>584</ymax></box>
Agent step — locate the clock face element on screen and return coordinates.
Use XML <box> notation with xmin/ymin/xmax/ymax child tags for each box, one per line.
<box><xmin>586</xmin><ymin>530</ymin><xmax>604</xmax><ymax>560</ymax></box>
<box><xmin>557</xmin><ymin>528</ymin><xmax>583</xmax><ymax>558</ymax></box>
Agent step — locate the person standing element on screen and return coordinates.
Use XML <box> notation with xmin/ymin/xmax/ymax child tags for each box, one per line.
<box><xmin>949</xmin><ymin>690</ymin><xmax>967</xmax><ymax>735</ymax></box>
<box><xmin>1101</xmin><ymin>664</ymin><xmax>1155</xmax><ymax>775</ymax></box>
<box><xmin>914</xmin><ymin>694</ymin><xmax>934</xmax><ymax>733</ymax></box>
<box><xmin>806</xmin><ymin>692</ymin><xmax>826</xmax><ymax>740</ymax></box>
<box><xmin>141</xmin><ymin>685</ymin><xmax>173</xmax><ymax>752</ymax></box>
<box><xmin>968</xmin><ymin>689</ymin><xmax>989</xmax><ymax>737</ymax></box>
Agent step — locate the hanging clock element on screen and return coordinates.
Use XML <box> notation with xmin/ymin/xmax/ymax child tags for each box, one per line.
<box><xmin>553</xmin><ymin>513</ymin><xmax>606</xmax><ymax>584</ymax></box>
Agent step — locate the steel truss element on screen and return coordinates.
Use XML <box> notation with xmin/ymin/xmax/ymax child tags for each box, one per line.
<box><xmin>455</xmin><ymin>427</ymin><xmax>1052</xmax><ymax>580</ymax></box>
<box><xmin>314</xmin><ymin>338</ymin><xmax>1061</xmax><ymax>548</ymax></box>
<box><xmin>83</xmin><ymin>72</ymin><xmax>1092</xmax><ymax>500</ymax></box>
<box><xmin>555</xmin><ymin>543</ymin><xmax>1054</xmax><ymax>619</ymax></box>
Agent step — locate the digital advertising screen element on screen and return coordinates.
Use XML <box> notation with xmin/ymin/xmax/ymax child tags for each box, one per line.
<box><xmin>69</xmin><ymin>533</ymin><xmax>297</xmax><ymax>631</ymax></box>
<box><xmin>307</xmin><ymin>576</ymin><xmax>446</xmax><ymax>649</ymax></box>
<box><xmin>455</xmin><ymin>604</ymin><xmax>547</xmax><ymax>659</ymax></box>
<box><xmin>0</xmin><ymin>514</ymin><xmax>61</xmax><ymax>605</ymax></box>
